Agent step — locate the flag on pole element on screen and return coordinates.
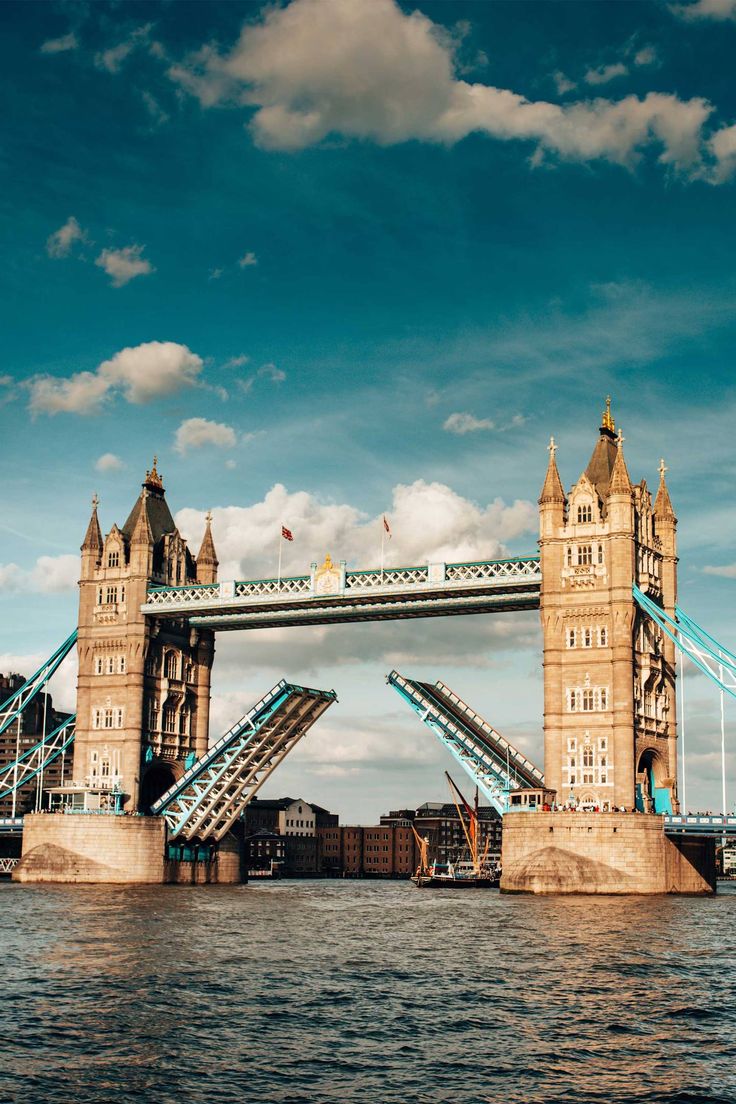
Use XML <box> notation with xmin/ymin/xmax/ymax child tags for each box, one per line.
<box><xmin>281</xmin><ymin>525</ymin><xmax>294</xmax><ymax>541</ymax></box>
<box><xmin>383</xmin><ymin>516</ymin><xmax>392</xmax><ymax>539</ymax></box>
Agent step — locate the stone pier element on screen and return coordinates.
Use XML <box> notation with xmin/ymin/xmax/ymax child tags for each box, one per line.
<box><xmin>501</xmin><ymin>812</ymin><xmax>716</xmax><ymax>895</ymax></box>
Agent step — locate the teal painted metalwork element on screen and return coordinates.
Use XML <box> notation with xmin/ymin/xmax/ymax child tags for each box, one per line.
<box><xmin>0</xmin><ymin>630</ymin><xmax>78</xmax><ymax>739</ymax></box>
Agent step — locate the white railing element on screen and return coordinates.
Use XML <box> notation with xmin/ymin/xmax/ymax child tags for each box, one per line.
<box><xmin>0</xmin><ymin>857</ymin><xmax>18</xmax><ymax>874</ymax></box>
<box><xmin>144</xmin><ymin>556</ymin><xmax>541</xmax><ymax>611</ymax></box>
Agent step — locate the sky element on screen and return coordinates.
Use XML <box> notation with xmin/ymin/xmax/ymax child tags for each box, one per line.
<box><xmin>1</xmin><ymin>0</ymin><xmax>736</xmax><ymax>821</ymax></box>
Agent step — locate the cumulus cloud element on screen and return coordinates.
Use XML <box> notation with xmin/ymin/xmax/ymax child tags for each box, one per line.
<box><xmin>633</xmin><ymin>46</ymin><xmax>659</xmax><ymax>67</ymax></box>
<box><xmin>584</xmin><ymin>62</ymin><xmax>628</xmax><ymax>86</ymax></box>
<box><xmin>175</xmin><ymin>479</ymin><xmax>537</xmax><ymax>582</ymax></box>
<box><xmin>709</xmin><ymin>123</ymin><xmax>736</xmax><ymax>182</ymax></box>
<box><xmin>552</xmin><ymin>71</ymin><xmax>576</xmax><ymax>96</ymax></box>
<box><xmin>166</xmin><ymin>0</ymin><xmax>722</xmax><ymax>177</ymax></box>
<box><xmin>174</xmin><ymin>417</ymin><xmax>237</xmax><ymax>454</ymax></box>
<box><xmin>238</xmin><ymin>251</ymin><xmax>258</xmax><ymax>267</ymax></box>
<box><xmin>40</xmin><ymin>32</ymin><xmax>78</xmax><ymax>55</ymax></box>
<box><xmin>703</xmin><ymin>563</ymin><xmax>736</xmax><ymax>578</ymax></box>
<box><xmin>443</xmin><ymin>412</ymin><xmax>495</xmax><ymax>434</ymax></box>
<box><xmin>27</xmin><ymin>341</ymin><xmax>203</xmax><ymax>416</ymax></box>
<box><xmin>0</xmin><ymin>554</ymin><xmax>78</xmax><ymax>594</ymax></box>
<box><xmin>670</xmin><ymin>0</ymin><xmax>736</xmax><ymax>19</ymax></box>
<box><xmin>95</xmin><ymin>244</ymin><xmax>154</xmax><ymax>287</ymax></box>
<box><xmin>46</xmin><ymin>216</ymin><xmax>86</xmax><ymax>258</ymax></box>
<box><xmin>95</xmin><ymin>452</ymin><xmax>124</xmax><ymax>472</ymax></box>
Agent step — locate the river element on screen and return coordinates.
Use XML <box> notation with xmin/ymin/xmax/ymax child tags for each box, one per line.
<box><xmin>1</xmin><ymin>879</ymin><xmax>735</xmax><ymax>1104</ymax></box>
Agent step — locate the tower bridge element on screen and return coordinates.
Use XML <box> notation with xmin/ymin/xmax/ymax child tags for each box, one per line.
<box><xmin>4</xmin><ymin>401</ymin><xmax>732</xmax><ymax>891</ymax></box>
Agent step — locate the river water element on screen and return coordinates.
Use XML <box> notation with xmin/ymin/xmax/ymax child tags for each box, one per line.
<box><xmin>1</xmin><ymin>880</ymin><xmax>735</xmax><ymax>1104</ymax></box>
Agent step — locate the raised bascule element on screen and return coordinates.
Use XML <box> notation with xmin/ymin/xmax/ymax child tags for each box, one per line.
<box><xmin>4</xmin><ymin>403</ymin><xmax>733</xmax><ymax>891</ymax></box>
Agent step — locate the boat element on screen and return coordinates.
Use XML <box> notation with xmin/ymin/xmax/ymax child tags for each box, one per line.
<box><xmin>410</xmin><ymin>772</ymin><xmax>500</xmax><ymax>888</ymax></box>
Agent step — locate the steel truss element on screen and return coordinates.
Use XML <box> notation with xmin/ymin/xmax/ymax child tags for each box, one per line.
<box><xmin>387</xmin><ymin>671</ymin><xmax>543</xmax><ymax>815</ymax></box>
<box><xmin>0</xmin><ymin>630</ymin><xmax>78</xmax><ymax>738</ymax></box>
<box><xmin>0</xmin><ymin>715</ymin><xmax>76</xmax><ymax>800</ymax></box>
<box><xmin>634</xmin><ymin>587</ymin><xmax>736</xmax><ymax>700</ymax></box>
<box><xmin>152</xmin><ymin>680</ymin><xmax>337</xmax><ymax>842</ymax></box>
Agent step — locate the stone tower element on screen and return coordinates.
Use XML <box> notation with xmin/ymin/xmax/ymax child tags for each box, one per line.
<box><xmin>538</xmin><ymin>402</ymin><xmax>678</xmax><ymax>813</ymax></box>
<box><xmin>75</xmin><ymin>460</ymin><xmax>217</xmax><ymax>811</ymax></box>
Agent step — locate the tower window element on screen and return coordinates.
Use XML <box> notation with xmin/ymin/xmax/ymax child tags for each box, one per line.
<box><xmin>598</xmin><ymin>626</ymin><xmax>608</xmax><ymax>647</ymax></box>
<box><xmin>577</xmin><ymin>544</ymin><xmax>593</xmax><ymax>566</ymax></box>
<box><xmin>165</xmin><ymin>652</ymin><xmax>179</xmax><ymax>680</ymax></box>
<box><xmin>107</xmin><ymin>551</ymin><xmax>119</xmax><ymax>568</ymax></box>
<box><xmin>566</xmin><ymin>546</ymin><xmax>573</xmax><ymax>567</ymax></box>
<box><xmin>577</xmin><ymin>505</ymin><xmax>592</xmax><ymax>523</ymax></box>
<box><xmin>105</xmin><ymin>585</ymin><xmax>117</xmax><ymax>604</ymax></box>
<box><xmin>566</xmin><ymin>628</ymin><xmax>576</xmax><ymax>648</ymax></box>
<box><xmin>583</xmin><ymin>628</ymin><xmax>592</xmax><ymax>648</ymax></box>
<box><xmin>597</xmin><ymin>545</ymin><xmax>604</xmax><ymax>565</ymax></box>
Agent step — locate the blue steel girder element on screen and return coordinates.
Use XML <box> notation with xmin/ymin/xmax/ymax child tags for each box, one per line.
<box><xmin>0</xmin><ymin>631</ymin><xmax>78</xmax><ymax>738</ymax></box>
<box><xmin>664</xmin><ymin>814</ymin><xmax>736</xmax><ymax>837</ymax></box>
<box><xmin>633</xmin><ymin>587</ymin><xmax>736</xmax><ymax>701</ymax></box>
<box><xmin>387</xmin><ymin>671</ymin><xmax>543</xmax><ymax>815</ymax></box>
<box><xmin>0</xmin><ymin>715</ymin><xmax>76</xmax><ymax>798</ymax></box>
<box><xmin>152</xmin><ymin>680</ymin><xmax>336</xmax><ymax>842</ymax></box>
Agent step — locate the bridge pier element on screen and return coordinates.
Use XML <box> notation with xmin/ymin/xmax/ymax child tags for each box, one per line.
<box><xmin>12</xmin><ymin>814</ymin><xmax>243</xmax><ymax>885</ymax></box>
<box><xmin>500</xmin><ymin>812</ymin><xmax>716</xmax><ymax>895</ymax></box>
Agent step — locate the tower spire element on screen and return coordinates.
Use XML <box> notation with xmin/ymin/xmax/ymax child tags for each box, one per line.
<box><xmin>539</xmin><ymin>437</ymin><xmax>566</xmax><ymax>504</ymax></box>
<box><xmin>196</xmin><ymin>511</ymin><xmax>219</xmax><ymax>584</ymax></box>
<box><xmin>601</xmin><ymin>395</ymin><xmax>615</xmax><ymax>437</ymax></box>
<box><xmin>653</xmin><ymin>457</ymin><xmax>676</xmax><ymax>520</ymax></box>
<box><xmin>609</xmin><ymin>429</ymin><xmax>632</xmax><ymax>495</ymax></box>
<box><xmin>81</xmin><ymin>492</ymin><xmax>103</xmax><ymax>554</ymax></box>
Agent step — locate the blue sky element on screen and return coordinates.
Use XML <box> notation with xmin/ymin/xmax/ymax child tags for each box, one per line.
<box><xmin>1</xmin><ymin>0</ymin><xmax>736</xmax><ymax>819</ymax></box>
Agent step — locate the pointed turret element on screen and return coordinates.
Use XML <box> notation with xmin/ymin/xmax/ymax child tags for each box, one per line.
<box><xmin>196</xmin><ymin>511</ymin><xmax>219</xmax><ymax>584</ymax></box>
<box><xmin>122</xmin><ymin>458</ymin><xmax>176</xmax><ymax>547</ymax></box>
<box><xmin>129</xmin><ymin>487</ymin><xmax>154</xmax><ymax>576</ymax></box>
<box><xmin>81</xmin><ymin>493</ymin><xmax>103</xmax><ymax>555</ymax></box>
<box><xmin>653</xmin><ymin>459</ymin><xmax>676</xmax><ymax>521</ymax></box>
<box><xmin>584</xmin><ymin>398</ymin><xmax>619</xmax><ymax>508</ymax></box>
<box><xmin>609</xmin><ymin>434</ymin><xmax>632</xmax><ymax>496</ymax></box>
<box><xmin>539</xmin><ymin>437</ymin><xmax>566</xmax><ymax>504</ymax></box>
<box><xmin>80</xmin><ymin>493</ymin><xmax>103</xmax><ymax>579</ymax></box>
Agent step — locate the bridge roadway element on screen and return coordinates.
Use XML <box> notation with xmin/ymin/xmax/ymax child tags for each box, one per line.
<box><xmin>141</xmin><ymin>555</ymin><xmax>542</xmax><ymax>631</ymax></box>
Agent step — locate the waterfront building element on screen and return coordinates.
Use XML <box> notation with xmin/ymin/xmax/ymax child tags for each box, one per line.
<box><xmin>0</xmin><ymin>674</ymin><xmax>72</xmax><ymax>819</ymax></box>
<box><xmin>381</xmin><ymin>802</ymin><xmax>502</xmax><ymax>866</ymax></box>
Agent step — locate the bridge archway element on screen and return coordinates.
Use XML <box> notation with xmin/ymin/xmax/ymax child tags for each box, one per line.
<box><xmin>140</xmin><ymin>763</ymin><xmax>177</xmax><ymax>813</ymax></box>
<box><xmin>636</xmin><ymin>748</ymin><xmax>672</xmax><ymax>815</ymax></box>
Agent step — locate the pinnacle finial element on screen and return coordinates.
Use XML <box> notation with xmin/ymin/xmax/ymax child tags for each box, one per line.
<box><xmin>144</xmin><ymin>455</ymin><xmax>163</xmax><ymax>490</ymax></box>
<box><xmin>616</xmin><ymin>427</ymin><xmax>625</xmax><ymax>446</ymax></box>
<box><xmin>548</xmin><ymin>435</ymin><xmax>557</xmax><ymax>456</ymax></box>
<box><xmin>205</xmin><ymin>510</ymin><xmax>213</xmax><ymax>525</ymax></box>
<box><xmin>601</xmin><ymin>396</ymin><xmax>615</xmax><ymax>434</ymax></box>
<box><xmin>91</xmin><ymin>492</ymin><xmax>99</xmax><ymax>510</ymax></box>
<box><xmin>659</xmin><ymin>458</ymin><xmax>668</xmax><ymax>479</ymax></box>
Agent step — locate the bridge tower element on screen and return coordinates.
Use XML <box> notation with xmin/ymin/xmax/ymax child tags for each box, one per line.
<box><xmin>538</xmin><ymin>402</ymin><xmax>678</xmax><ymax>814</ymax></box>
<box><xmin>74</xmin><ymin>460</ymin><xmax>217</xmax><ymax>812</ymax></box>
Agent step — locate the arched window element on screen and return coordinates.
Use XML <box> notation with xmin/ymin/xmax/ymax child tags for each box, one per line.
<box><xmin>165</xmin><ymin>651</ymin><xmax>178</xmax><ymax>680</ymax></box>
<box><xmin>577</xmin><ymin>504</ymin><xmax>592</xmax><ymax>523</ymax></box>
<box><xmin>107</xmin><ymin>550</ymin><xmax>120</xmax><ymax>568</ymax></box>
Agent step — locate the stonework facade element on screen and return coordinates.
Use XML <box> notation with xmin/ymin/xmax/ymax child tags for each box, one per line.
<box><xmin>539</xmin><ymin>402</ymin><xmax>679</xmax><ymax>814</ymax></box>
<box><xmin>74</xmin><ymin>461</ymin><xmax>218</xmax><ymax>812</ymax></box>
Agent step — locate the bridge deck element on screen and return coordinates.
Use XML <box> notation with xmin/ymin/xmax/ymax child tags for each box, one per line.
<box><xmin>141</xmin><ymin>556</ymin><xmax>541</xmax><ymax>630</ymax></box>
<box><xmin>388</xmin><ymin>670</ymin><xmax>543</xmax><ymax>814</ymax></box>
<box><xmin>152</xmin><ymin>679</ymin><xmax>336</xmax><ymax>842</ymax></box>
<box><xmin>664</xmin><ymin>815</ymin><xmax>736</xmax><ymax>837</ymax></box>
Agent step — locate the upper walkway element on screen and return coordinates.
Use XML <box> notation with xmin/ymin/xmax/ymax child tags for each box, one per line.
<box><xmin>141</xmin><ymin>554</ymin><xmax>542</xmax><ymax>631</ymax></box>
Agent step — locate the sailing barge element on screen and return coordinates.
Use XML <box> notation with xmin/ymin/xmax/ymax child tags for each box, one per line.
<box><xmin>411</xmin><ymin>773</ymin><xmax>500</xmax><ymax>888</ymax></box>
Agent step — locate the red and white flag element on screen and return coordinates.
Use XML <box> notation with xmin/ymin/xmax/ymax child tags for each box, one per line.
<box><xmin>281</xmin><ymin>525</ymin><xmax>294</xmax><ymax>542</ymax></box>
<box><xmin>383</xmin><ymin>516</ymin><xmax>392</xmax><ymax>539</ymax></box>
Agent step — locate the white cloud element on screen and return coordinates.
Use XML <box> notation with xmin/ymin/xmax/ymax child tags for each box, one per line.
<box><xmin>259</xmin><ymin>362</ymin><xmax>285</xmax><ymax>383</ymax></box>
<box><xmin>28</xmin><ymin>341</ymin><xmax>203</xmax><ymax>415</ymax></box>
<box><xmin>141</xmin><ymin>90</ymin><xmax>169</xmax><ymax>127</ymax></box>
<box><xmin>0</xmin><ymin>649</ymin><xmax>78</xmax><ymax>714</ymax></box>
<box><xmin>46</xmin><ymin>216</ymin><xmax>85</xmax><ymax>258</ymax></box>
<box><xmin>584</xmin><ymin>62</ymin><xmax>629</xmax><ymax>86</ymax></box>
<box><xmin>175</xmin><ymin>479</ymin><xmax>537</xmax><ymax>583</ymax></box>
<box><xmin>670</xmin><ymin>0</ymin><xmax>736</xmax><ymax>19</ymax></box>
<box><xmin>633</xmin><ymin>46</ymin><xmax>659</xmax><ymax>67</ymax></box>
<box><xmin>209</xmin><ymin>267</ymin><xmax>224</xmax><ymax>281</ymax></box>
<box><xmin>443</xmin><ymin>412</ymin><xmax>495</xmax><ymax>434</ymax></box>
<box><xmin>709</xmin><ymin>123</ymin><xmax>736</xmax><ymax>182</ymax></box>
<box><xmin>95</xmin><ymin>244</ymin><xmax>154</xmax><ymax>287</ymax></box>
<box><xmin>95</xmin><ymin>24</ymin><xmax>152</xmax><ymax>73</ymax></box>
<box><xmin>0</xmin><ymin>554</ymin><xmax>78</xmax><ymax>595</ymax></box>
<box><xmin>167</xmin><ymin>0</ymin><xmax>719</xmax><ymax>177</ymax></box>
<box><xmin>95</xmin><ymin>452</ymin><xmax>124</xmax><ymax>472</ymax></box>
<box><xmin>552</xmin><ymin>71</ymin><xmax>576</xmax><ymax>96</ymax></box>
<box><xmin>223</xmin><ymin>354</ymin><xmax>249</xmax><ymax>369</ymax></box>
<box><xmin>238</xmin><ymin>251</ymin><xmax>258</xmax><ymax>267</ymax></box>
<box><xmin>703</xmin><ymin>563</ymin><xmax>736</xmax><ymax>578</ymax></box>
<box><xmin>40</xmin><ymin>32</ymin><xmax>78</xmax><ymax>55</ymax></box>
<box><xmin>174</xmin><ymin>417</ymin><xmax>238</xmax><ymax>454</ymax></box>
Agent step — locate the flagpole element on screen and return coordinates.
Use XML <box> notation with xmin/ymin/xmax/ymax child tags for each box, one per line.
<box><xmin>277</xmin><ymin>527</ymin><xmax>283</xmax><ymax>590</ymax></box>
<box><xmin>380</xmin><ymin>521</ymin><xmax>385</xmax><ymax>584</ymax></box>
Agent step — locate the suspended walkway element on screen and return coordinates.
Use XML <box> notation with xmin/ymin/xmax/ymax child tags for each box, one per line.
<box><xmin>152</xmin><ymin>679</ymin><xmax>337</xmax><ymax>842</ymax></box>
<box><xmin>387</xmin><ymin>671</ymin><xmax>543</xmax><ymax>814</ymax></box>
<box><xmin>0</xmin><ymin>716</ymin><xmax>76</xmax><ymax>802</ymax></box>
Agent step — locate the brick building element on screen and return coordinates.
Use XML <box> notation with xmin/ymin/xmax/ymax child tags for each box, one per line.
<box><xmin>0</xmin><ymin>674</ymin><xmax>73</xmax><ymax>819</ymax></box>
